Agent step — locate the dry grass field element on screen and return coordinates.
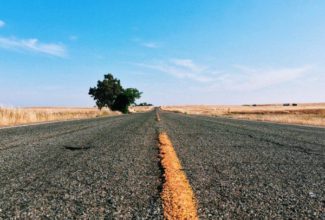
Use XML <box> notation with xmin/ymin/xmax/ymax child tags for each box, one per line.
<box><xmin>161</xmin><ymin>103</ymin><xmax>325</xmax><ymax>127</ymax></box>
<box><xmin>0</xmin><ymin>107</ymin><xmax>121</xmax><ymax>127</ymax></box>
<box><xmin>129</xmin><ymin>106</ymin><xmax>155</xmax><ymax>113</ymax></box>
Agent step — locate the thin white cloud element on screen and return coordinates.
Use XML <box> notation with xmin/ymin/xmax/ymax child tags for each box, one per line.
<box><xmin>136</xmin><ymin>59</ymin><xmax>214</xmax><ymax>82</ymax></box>
<box><xmin>0</xmin><ymin>37</ymin><xmax>67</xmax><ymax>57</ymax></box>
<box><xmin>171</xmin><ymin>59</ymin><xmax>205</xmax><ymax>72</ymax></box>
<box><xmin>219</xmin><ymin>65</ymin><xmax>312</xmax><ymax>91</ymax></box>
<box><xmin>141</xmin><ymin>42</ymin><xmax>160</xmax><ymax>48</ymax></box>
<box><xmin>69</xmin><ymin>35</ymin><xmax>78</xmax><ymax>41</ymax></box>
<box><xmin>0</xmin><ymin>20</ymin><xmax>5</xmax><ymax>28</ymax></box>
<box><xmin>136</xmin><ymin>59</ymin><xmax>312</xmax><ymax>91</ymax></box>
<box><xmin>131</xmin><ymin>38</ymin><xmax>162</xmax><ymax>49</ymax></box>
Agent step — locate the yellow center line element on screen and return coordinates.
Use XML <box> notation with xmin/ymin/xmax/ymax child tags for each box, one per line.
<box><xmin>156</xmin><ymin>108</ymin><xmax>161</xmax><ymax>121</ymax></box>
<box><xmin>158</xmin><ymin>132</ymin><xmax>199</xmax><ymax>220</ymax></box>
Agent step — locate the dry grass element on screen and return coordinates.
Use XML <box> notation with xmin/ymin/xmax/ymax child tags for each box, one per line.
<box><xmin>129</xmin><ymin>106</ymin><xmax>155</xmax><ymax>113</ymax></box>
<box><xmin>161</xmin><ymin>103</ymin><xmax>325</xmax><ymax>127</ymax></box>
<box><xmin>0</xmin><ymin>107</ymin><xmax>121</xmax><ymax>127</ymax></box>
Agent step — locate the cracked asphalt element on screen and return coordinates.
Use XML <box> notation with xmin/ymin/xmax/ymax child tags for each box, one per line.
<box><xmin>0</xmin><ymin>111</ymin><xmax>324</xmax><ymax>219</ymax></box>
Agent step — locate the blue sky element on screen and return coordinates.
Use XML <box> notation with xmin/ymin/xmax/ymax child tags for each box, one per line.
<box><xmin>0</xmin><ymin>0</ymin><xmax>324</xmax><ymax>107</ymax></box>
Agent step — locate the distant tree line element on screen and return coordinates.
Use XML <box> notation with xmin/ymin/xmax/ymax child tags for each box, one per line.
<box><xmin>136</xmin><ymin>102</ymin><xmax>153</xmax><ymax>106</ymax></box>
<box><xmin>89</xmin><ymin>73</ymin><xmax>147</xmax><ymax>113</ymax></box>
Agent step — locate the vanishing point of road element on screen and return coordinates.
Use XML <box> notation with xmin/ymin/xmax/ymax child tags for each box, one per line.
<box><xmin>0</xmin><ymin>111</ymin><xmax>324</xmax><ymax>219</ymax></box>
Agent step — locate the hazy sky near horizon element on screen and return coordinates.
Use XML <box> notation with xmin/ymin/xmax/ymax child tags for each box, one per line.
<box><xmin>0</xmin><ymin>0</ymin><xmax>324</xmax><ymax>107</ymax></box>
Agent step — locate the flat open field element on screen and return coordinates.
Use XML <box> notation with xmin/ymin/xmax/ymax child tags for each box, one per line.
<box><xmin>161</xmin><ymin>103</ymin><xmax>325</xmax><ymax>127</ymax></box>
<box><xmin>129</xmin><ymin>105</ymin><xmax>155</xmax><ymax>113</ymax></box>
<box><xmin>0</xmin><ymin>107</ymin><xmax>120</xmax><ymax>127</ymax></box>
<box><xmin>0</xmin><ymin>111</ymin><xmax>324</xmax><ymax>218</ymax></box>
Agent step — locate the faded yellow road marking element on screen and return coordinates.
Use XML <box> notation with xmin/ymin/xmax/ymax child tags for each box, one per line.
<box><xmin>156</xmin><ymin>108</ymin><xmax>161</xmax><ymax>121</ymax></box>
<box><xmin>158</xmin><ymin>132</ymin><xmax>198</xmax><ymax>220</ymax></box>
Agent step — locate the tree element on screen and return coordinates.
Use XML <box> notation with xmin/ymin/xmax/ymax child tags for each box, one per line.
<box><xmin>123</xmin><ymin>88</ymin><xmax>142</xmax><ymax>105</ymax></box>
<box><xmin>111</xmin><ymin>94</ymin><xmax>130</xmax><ymax>113</ymax></box>
<box><xmin>88</xmin><ymin>74</ymin><xmax>123</xmax><ymax>109</ymax></box>
<box><xmin>137</xmin><ymin>102</ymin><xmax>153</xmax><ymax>106</ymax></box>
<box><xmin>89</xmin><ymin>73</ymin><xmax>142</xmax><ymax>113</ymax></box>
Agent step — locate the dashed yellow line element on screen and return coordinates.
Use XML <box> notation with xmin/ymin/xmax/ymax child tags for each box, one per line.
<box><xmin>158</xmin><ymin>132</ymin><xmax>198</xmax><ymax>220</ymax></box>
<box><xmin>156</xmin><ymin>108</ymin><xmax>161</xmax><ymax>122</ymax></box>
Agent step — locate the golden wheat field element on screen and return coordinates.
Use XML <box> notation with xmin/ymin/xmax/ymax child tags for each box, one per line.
<box><xmin>161</xmin><ymin>103</ymin><xmax>325</xmax><ymax>127</ymax></box>
<box><xmin>0</xmin><ymin>107</ymin><xmax>121</xmax><ymax>127</ymax></box>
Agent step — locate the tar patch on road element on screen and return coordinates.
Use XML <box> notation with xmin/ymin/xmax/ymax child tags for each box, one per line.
<box><xmin>64</xmin><ymin>145</ymin><xmax>91</xmax><ymax>151</ymax></box>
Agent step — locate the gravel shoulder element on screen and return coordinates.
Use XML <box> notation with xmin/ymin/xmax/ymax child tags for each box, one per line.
<box><xmin>159</xmin><ymin>111</ymin><xmax>325</xmax><ymax>219</ymax></box>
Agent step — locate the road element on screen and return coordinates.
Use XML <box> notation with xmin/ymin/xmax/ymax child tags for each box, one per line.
<box><xmin>0</xmin><ymin>111</ymin><xmax>324</xmax><ymax>219</ymax></box>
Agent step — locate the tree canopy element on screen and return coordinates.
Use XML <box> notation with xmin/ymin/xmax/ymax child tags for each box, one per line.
<box><xmin>89</xmin><ymin>73</ymin><xmax>142</xmax><ymax>113</ymax></box>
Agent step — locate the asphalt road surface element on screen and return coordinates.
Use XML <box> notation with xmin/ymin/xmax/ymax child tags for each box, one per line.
<box><xmin>0</xmin><ymin>111</ymin><xmax>324</xmax><ymax>219</ymax></box>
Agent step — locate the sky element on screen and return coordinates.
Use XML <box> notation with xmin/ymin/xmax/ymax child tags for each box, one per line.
<box><xmin>0</xmin><ymin>0</ymin><xmax>324</xmax><ymax>107</ymax></box>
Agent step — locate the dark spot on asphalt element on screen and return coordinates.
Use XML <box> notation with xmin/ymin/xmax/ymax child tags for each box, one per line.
<box><xmin>232</xmin><ymin>144</ymin><xmax>244</xmax><ymax>148</ymax></box>
<box><xmin>64</xmin><ymin>145</ymin><xmax>91</xmax><ymax>150</ymax></box>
